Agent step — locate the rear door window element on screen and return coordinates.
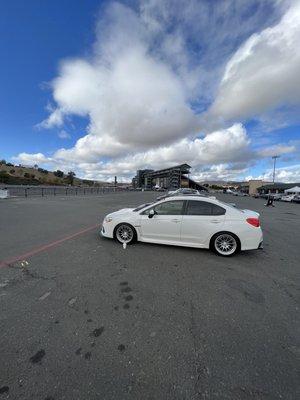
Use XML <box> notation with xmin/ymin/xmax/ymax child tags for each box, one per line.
<box><xmin>185</xmin><ymin>200</ymin><xmax>225</xmax><ymax>216</ymax></box>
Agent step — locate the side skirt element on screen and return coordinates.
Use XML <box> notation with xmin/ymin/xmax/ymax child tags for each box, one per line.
<box><xmin>139</xmin><ymin>237</ymin><xmax>207</xmax><ymax>249</ymax></box>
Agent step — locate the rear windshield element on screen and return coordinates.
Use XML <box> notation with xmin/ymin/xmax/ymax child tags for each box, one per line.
<box><xmin>217</xmin><ymin>200</ymin><xmax>243</xmax><ymax>212</ymax></box>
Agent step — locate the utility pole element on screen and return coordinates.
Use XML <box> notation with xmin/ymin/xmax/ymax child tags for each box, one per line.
<box><xmin>272</xmin><ymin>155</ymin><xmax>280</xmax><ymax>184</ymax></box>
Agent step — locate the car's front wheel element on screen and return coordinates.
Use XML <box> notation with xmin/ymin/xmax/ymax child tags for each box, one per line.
<box><xmin>211</xmin><ymin>232</ymin><xmax>240</xmax><ymax>256</ymax></box>
<box><xmin>114</xmin><ymin>223</ymin><xmax>137</xmax><ymax>245</ymax></box>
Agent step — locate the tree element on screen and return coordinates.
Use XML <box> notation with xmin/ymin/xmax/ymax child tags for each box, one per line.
<box><xmin>66</xmin><ymin>171</ymin><xmax>76</xmax><ymax>185</ymax></box>
<box><xmin>0</xmin><ymin>171</ymin><xmax>10</xmax><ymax>183</ymax></box>
<box><xmin>34</xmin><ymin>164</ymin><xmax>38</xmax><ymax>169</ymax></box>
<box><xmin>38</xmin><ymin>167</ymin><xmax>48</xmax><ymax>174</ymax></box>
<box><xmin>0</xmin><ymin>159</ymin><xmax>6</xmax><ymax>165</ymax></box>
<box><xmin>54</xmin><ymin>170</ymin><xmax>64</xmax><ymax>178</ymax></box>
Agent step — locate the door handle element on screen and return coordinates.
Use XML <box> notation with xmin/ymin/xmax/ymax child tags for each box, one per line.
<box><xmin>210</xmin><ymin>220</ymin><xmax>221</xmax><ymax>223</ymax></box>
<box><xmin>171</xmin><ymin>219</ymin><xmax>181</xmax><ymax>223</ymax></box>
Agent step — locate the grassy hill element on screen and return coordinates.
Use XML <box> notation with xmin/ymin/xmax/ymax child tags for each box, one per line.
<box><xmin>0</xmin><ymin>161</ymin><xmax>107</xmax><ymax>186</ymax></box>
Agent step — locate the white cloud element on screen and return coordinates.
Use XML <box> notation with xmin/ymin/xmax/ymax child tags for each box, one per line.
<box><xmin>208</xmin><ymin>1</ymin><xmax>300</xmax><ymax>124</ymax></box>
<box><xmin>13</xmin><ymin>152</ymin><xmax>51</xmax><ymax>166</ymax></box>
<box><xmin>247</xmin><ymin>164</ymin><xmax>300</xmax><ymax>183</ymax></box>
<box><xmin>257</xmin><ymin>144</ymin><xmax>296</xmax><ymax>158</ymax></box>
<box><xmin>17</xmin><ymin>0</ymin><xmax>299</xmax><ymax>183</ymax></box>
<box><xmin>37</xmin><ymin>107</ymin><xmax>64</xmax><ymax>129</ymax></box>
<box><xmin>40</xmin><ymin>3</ymin><xmax>199</xmax><ymax>158</ymax></box>
<box><xmin>58</xmin><ymin>130</ymin><xmax>71</xmax><ymax>139</ymax></box>
<box><xmin>14</xmin><ymin>123</ymin><xmax>252</xmax><ymax>180</ymax></box>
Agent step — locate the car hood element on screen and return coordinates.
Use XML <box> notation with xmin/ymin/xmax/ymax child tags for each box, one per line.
<box><xmin>108</xmin><ymin>208</ymin><xmax>135</xmax><ymax>217</ymax></box>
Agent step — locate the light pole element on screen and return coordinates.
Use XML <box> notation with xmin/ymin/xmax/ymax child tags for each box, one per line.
<box><xmin>272</xmin><ymin>155</ymin><xmax>280</xmax><ymax>184</ymax></box>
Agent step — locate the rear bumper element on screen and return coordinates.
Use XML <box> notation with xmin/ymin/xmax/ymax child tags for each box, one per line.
<box><xmin>258</xmin><ymin>240</ymin><xmax>263</xmax><ymax>249</ymax></box>
<box><xmin>240</xmin><ymin>230</ymin><xmax>263</xmax><ymax>251</ymax></box>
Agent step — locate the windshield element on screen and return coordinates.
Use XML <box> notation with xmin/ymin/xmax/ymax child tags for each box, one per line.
<box><xmin>133</xmin><ymin>202</ymin><xmax>154</xmax><ymax>212</ymax></box>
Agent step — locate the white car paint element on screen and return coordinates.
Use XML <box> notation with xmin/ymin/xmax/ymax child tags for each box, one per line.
<box><xmin>280</xmin><ymin>194</ymin><xmax>295</xmax><ymax>202</ymax></box>
<box><xmin>101</xmin><ymin>196</ymin><xmax>263</xmax><ymax>254</ymax></box>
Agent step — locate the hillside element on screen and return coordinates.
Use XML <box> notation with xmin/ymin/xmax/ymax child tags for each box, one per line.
<box><xmin>0</xmin><ymin>161</ymin><xmax>106</xmax><ymax>186</ymax></box>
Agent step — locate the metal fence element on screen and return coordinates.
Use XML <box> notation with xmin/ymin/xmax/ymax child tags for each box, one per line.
<box><xmin>0</xmin><ymin>185</ymin><xmax>130</xmax><ymax>198</ymax></box>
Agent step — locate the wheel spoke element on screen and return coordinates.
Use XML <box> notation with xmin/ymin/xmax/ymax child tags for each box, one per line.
<box><xmin>215</xmin><ymin>234</ymin><xmax>237</xmax><ymax>255</ymax></box>
<box><xmin>117</xmin><ymin>225</ymin><xmax>133</xmax><ymax>243</ymax></box>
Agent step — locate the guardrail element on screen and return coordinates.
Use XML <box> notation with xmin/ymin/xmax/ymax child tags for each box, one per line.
<box><xmin>0</xmin><ymin>185</ymin><xmax>130</xmax><ymax>198</ymax></box>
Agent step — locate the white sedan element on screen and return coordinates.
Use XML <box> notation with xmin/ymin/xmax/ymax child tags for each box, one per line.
<box><xmin>101</xmin><ymin>196</ymin><xmax>263</xmax><ymax>256</ymax></box>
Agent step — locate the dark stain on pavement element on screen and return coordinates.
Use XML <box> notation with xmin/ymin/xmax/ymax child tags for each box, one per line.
<box><xmin>87</xmin><ymin>318</ymin><xmax>93</xmax><ymax>322</ymax></box>
<box><xmin>121</xmin><ymin>287</ymin><xmax>132</xmax><ymax>293</ymax></box>
<box><xmin>0</xmin><ymin>386</ymin><xmax>9</xmax><ymax>394</ymax></box>
<box><xmin>120</xmin><ymin>281</ymin><xmax>128</xmax><ymax>286</ymax></box>
<box><xmin>125</xmin><ymin>295</ymin><xmax>133</xmax><ymax>301</ymax></box>
<box><xmin>118</xmin><ymin>344</ymin><xmax>126</xmax><ymax>352</ymax></box>
<box><xmin>85</xmin><ymin>352</ymin><xmax>92</xmax><ymax>360</ymax></box>
<box><xmin>91</xmin><ymin>327</ymin><xmax>104</xmax><ymax>337</ymax></box>
<box><xmin>30</xmin><ymin>349</ymin><xmax>46</xmax><ymax>364</ymax></box>
<box><xmin>114</xmin><ymin>306</ymin><xmax>119</xmax><ymax>311</ymax></box>
<box><xmin>226</xmin><ymin>279</ymin><xmax>265</xmax><ymax>304</ymax></box>
<box><xmin>75</xmin><ymin>348</ymin><xmax>82</xmax><ymax>355</ymax></box>
<box><xmin>123</xmin><ymin>303</ymin><xmax>130</xmax><ymax>309</ymax></box>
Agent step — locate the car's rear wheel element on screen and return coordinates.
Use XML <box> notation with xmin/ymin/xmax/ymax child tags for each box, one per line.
<box><xmin>114</xmin><ymin>223</ymin><xmax>136</xmax><ymax>245</ymax></box>
<box><xmin>211</xmin><ymin>232</ymin><xmax>240</xmax><ymax>256</ymax></box>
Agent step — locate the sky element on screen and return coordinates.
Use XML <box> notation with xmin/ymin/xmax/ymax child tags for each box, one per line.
<box><xmin>1</xmin><ymin>0</ymin><xmax>300</xmax><ymax>183</ymax></box>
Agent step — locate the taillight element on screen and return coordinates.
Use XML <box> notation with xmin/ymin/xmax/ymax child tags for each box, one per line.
<box><xmin>246</xmin><ymin>217</ymin><xmax>260</xmax><ymax>227</ymax></box>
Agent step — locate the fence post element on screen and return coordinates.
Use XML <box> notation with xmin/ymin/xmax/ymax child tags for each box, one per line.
<box><xmin>66</xmin><ymin>188</ymin><xmax>68</xmax><ymax>196</ymax></box>
<box><xmin>54</xmin><ymin>188</ymin><xmax>56</xmax><ymax>196</ymax></box>
<box><xmin>84</xmin><ymin>188</ymin><xmax>86</xmax><ymax>195</ymax></box>
<box><xmin>76</xmin><ymin>188</ymin><xmax>78</xmax><ymax>195</ymax></box>
<box><xmin>42</xmin><ymin>188</ymin><xmax>44</xmax><ymax>197</ymax></box>
<box><xmin>25</xmin><ymin>188</ymin><xmax>28</xmax><ymax>197</ymax></box>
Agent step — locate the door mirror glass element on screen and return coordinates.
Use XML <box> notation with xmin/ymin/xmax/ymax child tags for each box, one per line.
<box><xmin>148</xmin><ymin>209</ymin><xmax>155</xmax><ymax>218</ymax></box>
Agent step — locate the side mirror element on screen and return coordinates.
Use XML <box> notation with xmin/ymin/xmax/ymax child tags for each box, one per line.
<box><xmin>148</xmin><ymin>209</ymin><xmax>155</xmax><ymax>218</ymax></box>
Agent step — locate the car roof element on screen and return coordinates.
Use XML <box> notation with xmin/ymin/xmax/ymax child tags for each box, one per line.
<box><xmin>160</xmin><ymin>195</ymin><xmax>219</xmax><ymax>204</ymax></box>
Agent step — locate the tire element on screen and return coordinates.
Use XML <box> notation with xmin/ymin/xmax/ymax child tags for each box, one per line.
<box><xmin>114</xmin><ymin>223</ymin><xmax>137</xmax><ymax>245</ymax></box>
<box><xmin>211</xmin><ymin>232</ymin><xmax>240</xmax><ymax>257</ymax></box>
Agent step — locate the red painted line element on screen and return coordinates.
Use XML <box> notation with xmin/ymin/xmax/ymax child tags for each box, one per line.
<box><xmin>0</xmin><ymin>224</ymin><xmax>99</xmax><ymax>268</ymax></box>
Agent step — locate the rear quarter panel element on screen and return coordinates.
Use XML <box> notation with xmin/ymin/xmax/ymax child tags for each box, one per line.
<box><xmin>223</xmin><ymin>211</ymin><xmax>262</xmax><ymax>250</ymax></box>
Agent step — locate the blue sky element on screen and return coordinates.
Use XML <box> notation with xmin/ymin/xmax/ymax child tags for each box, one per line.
<box><xmin>0</xmin><ymin>0</ymin><xmax>99</xmax><ymax>156</ymax></box>
<box><xmin>1</xmin><ymin>0</ymin><xmax>300</xmax><ymax>182</ymax></box>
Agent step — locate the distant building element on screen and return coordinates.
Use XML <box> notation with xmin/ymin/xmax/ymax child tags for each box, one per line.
<box><xmin>132</xmin><ymin>164</ymin><xmax>207</xmax><ymax>191</ymax></box>
<box><xmin>132</xmin><ymin>169</ymin><xmax>154</xmax><ymax>188</ymax></box>
<box><xmin>239</xmin><ymin>180</ymin><xmax>265</xmax><ymax>195</ymax></box>
<box><xmin>257</xmin><ymin>182</ymin><xmax>300</xmax><ymax>195</ymax></box>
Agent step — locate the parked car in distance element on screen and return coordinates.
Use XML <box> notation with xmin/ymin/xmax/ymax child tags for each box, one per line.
<box><xmin>101</xmin><ymin>196</ymin><xmax>263</xmax><ymax>257</ymax></box>
<box><xmin>291</xmin><ymin>195</ymin><xmax>300</xmax><ymax>203</ymax></box>
<box><xmin>233</xmin><ymin>192</ymin><xmax>249</xmax><ymax>197</ymax></box>
<box><xmin>271</xmin><ymin>193</ymin><xmax>283</xmax><ymax>201</ymax></box>
<box><xmin>280</xmin><ymin>194</ymin><xmax>296</xmax><ymax>202</ymax></box>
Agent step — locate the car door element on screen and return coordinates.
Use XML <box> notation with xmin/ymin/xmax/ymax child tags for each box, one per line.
<box><xmin>139</xmin><ymin>200</ymin><xmax>184</xmax><ymax>243</ymax></box>
<box><xmin>180</xmin><ymin>200</ymin><xmax>226</xmax><ymax>246</ymax></box>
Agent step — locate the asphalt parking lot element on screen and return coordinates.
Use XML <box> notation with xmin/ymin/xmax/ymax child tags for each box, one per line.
<box><xmin>0</xmin><ymin>192</ymin><xmax>299</xmax><ymax>400</ymax></box>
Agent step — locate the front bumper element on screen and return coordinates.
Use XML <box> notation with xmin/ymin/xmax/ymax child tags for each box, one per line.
<box><xmin>258</xmin><ymin>240</ymin><xmax>263</xmax><ymax>249</ymax></box>
<box><xmin>100</xmin><ymin>224</ymin><xmax>113</xmax><ymax>238</ymax></box>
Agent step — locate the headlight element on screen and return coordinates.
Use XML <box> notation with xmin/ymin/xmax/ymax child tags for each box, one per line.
<box><xmin>104</xmin><ymin>216</ymin><xmax>113</xmax><ymax>223</ymax></box>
